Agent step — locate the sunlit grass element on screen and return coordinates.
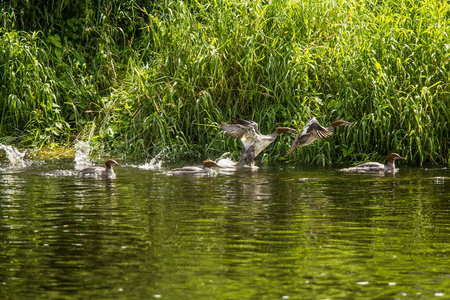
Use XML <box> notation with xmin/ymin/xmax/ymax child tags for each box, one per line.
<box><xmin>0</xmin><ymin>0</ymin><xmax>449</xmax><ymax>164</ymax></box>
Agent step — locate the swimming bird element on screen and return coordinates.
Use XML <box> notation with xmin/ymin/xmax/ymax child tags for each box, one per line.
<box><xmin>169</xmin><ymin>160</ymin><xmax>222</xmax><ymax>176</ymax></box>
<box><xmin>287</xmin><ymin>117</ymin><xmax>351</xmax><ymax>155</ymax></box>
<box><xmin>221</xmin><ymin>117</ymin><xmax>297</xmax><ymax>168</ymax></box>
<box><xmin>78</xmin><ymin>159</ymin><xmax>121</xmax><ymax>178</ymax></box>
<box><xmin>339</xmin><ymin>153</ymin><xmax>405</xmax><ymax>172</ymax></box>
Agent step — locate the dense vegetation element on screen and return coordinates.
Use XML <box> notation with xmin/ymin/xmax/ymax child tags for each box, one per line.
<box><xmin>1</xmin><ymin>0</ymin><xmax>449</xmax><ymax>165</ymax></box>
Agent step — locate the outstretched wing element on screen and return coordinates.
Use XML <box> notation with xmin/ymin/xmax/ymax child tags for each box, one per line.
<box><xmin>304</xmin><ymin>119</ymin><xmax>333</xmax><ymax>140</ymax></box>
<box><xmin>286</xmin><ymin>117</ymin><xmax>333</xmax><ymax>155</ymax></box>
<box><xmin>231</xmin><ymin>117</ymin><xmax>261</xmax><ymax>135</ymax></box>
<box><xmin>221</xmin><ymin>118</ymin><xmax>261</xmax><ymax>149</ymax></box>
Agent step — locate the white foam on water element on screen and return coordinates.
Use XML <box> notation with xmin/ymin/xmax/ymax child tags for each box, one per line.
<box><xmin>74</xmin><ymin>141</ymin><xmax>92</xmax><ymax>170</ymax></box>
<box><xmin>0</xmin><ymin>144</ymin><xmax>28</xmax><ymax>168</ymax></box>
<box><xmin>138</xmin><ymin>149</ymin><xmax>166</xmax><ymax>170</ymax></box>
<box><xmin>216</xmin><ymin>156</ymin><xmax>259</xmax><ymax>171</ymax></box>
<box><xmin>217</xmin><ymin>157</ymin><xmax>237</xmax><ymax>169</ymax></box>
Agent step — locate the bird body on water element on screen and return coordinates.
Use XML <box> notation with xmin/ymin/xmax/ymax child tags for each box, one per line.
<box><xmin>78</xmin><ymin>159</ymin><xmax>121</xmax><ymax>179</ymax></box>
<box><xmin>339</xmin><ymin>153</ymin><xmax>405</xmax><ymax>172</ymax></box>
<box><xmin>169</xmin><ymin>160</ymin><xmax>222</xmax><ymax>176</ymax></box>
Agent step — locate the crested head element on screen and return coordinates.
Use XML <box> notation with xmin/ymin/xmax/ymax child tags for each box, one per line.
<box><xmin>388</xmin><ymin>153</ymin><xmax>405</xmax><ymax>161</ymax></box>
<box><xmin>330</xmin><ymin>120</ymin><xmax>352</xmax><ymax>128</ymax></box>
<box><xmin>105</xmin><ymin>159</ymin><xmax>121</xmax><ymax>168</ymax></box>
<box><xmin>276</xmin><ymin>127</ymin><xmax>298</xmax><ymax>134</ymax></box>
<box><xmin>203</xmin><ymin>160</ymin><xmax>222</xmax><ymax>168</ymax></box>
<box><xmin>385</xmin><ymin>153</ymin><xmax>404</xmax><ymax>170</ymax></box>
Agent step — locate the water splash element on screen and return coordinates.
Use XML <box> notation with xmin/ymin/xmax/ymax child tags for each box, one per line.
<box><xmin>217</xmin><ymin>155</ymin><xmax>259</xmax><ymax>170</ymax></box>
<box><xmin>0</xmin><ymin>144</ymin><xmax>28</xmax><ymax>168</ymax></box>
<box><xmin>138</xmin><ymin>149</ymin><xmax>166</xmax><ymax>170</ymax></box>
<box><xmin>74</xmin><ymin>141</ymin><xmax>92</xmax><ymax>170</ymax></box>
<box><xmin>217</xmin><ymin>157</ymin><xmax>237</xmax><ymax>169</ymax></box>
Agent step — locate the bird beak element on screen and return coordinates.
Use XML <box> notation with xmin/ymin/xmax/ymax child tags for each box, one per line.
<box><xmin>286</xmin><ymin>144</ymin><xmax>299</xmax><ymax>156</ymax></box>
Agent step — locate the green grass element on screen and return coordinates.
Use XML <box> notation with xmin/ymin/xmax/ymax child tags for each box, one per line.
<box><xmin>0</xmin><ymin>0</ymin><xmax>449</xmax><ymax>165</ymax></box>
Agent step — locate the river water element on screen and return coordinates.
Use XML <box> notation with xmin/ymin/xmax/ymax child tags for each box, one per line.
<box><xmin>0</xmin><ymin>148</ymin><xmax>449</xmax><ymax>299</ymax></box>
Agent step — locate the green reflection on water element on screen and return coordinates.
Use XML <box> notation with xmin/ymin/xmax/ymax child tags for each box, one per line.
<box><xmin>0</xmin><ymin>161</ymin><xmax>449</xmax><ymax>299</ymax></box>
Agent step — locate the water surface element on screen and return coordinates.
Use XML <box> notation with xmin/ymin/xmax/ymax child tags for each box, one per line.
<box><xmin>1</xmin><ymin>158</ymin><xmax>449</xmax><ymax>299</ymax></box>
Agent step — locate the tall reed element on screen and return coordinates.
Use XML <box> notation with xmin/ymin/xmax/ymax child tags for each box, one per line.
<box><xmin>0</xmin><ymin>30</ymin><xmax>69</xmax><ymax>146</ymax></box>
<box><xmin>130</xmin><ymin>0</ymin><xmax>449</xmax><ymax>164</ymax></box>
<box><xmin>1</xmin><ymin>0</ymin><xmax>449</xmax><ymax>164</ymax></box>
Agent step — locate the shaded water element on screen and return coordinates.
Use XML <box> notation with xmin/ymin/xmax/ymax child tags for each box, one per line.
<box><xmin>0</xmin><ymin>155</ymin><xmax>449</xmax><ymax>299</ymax></box>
